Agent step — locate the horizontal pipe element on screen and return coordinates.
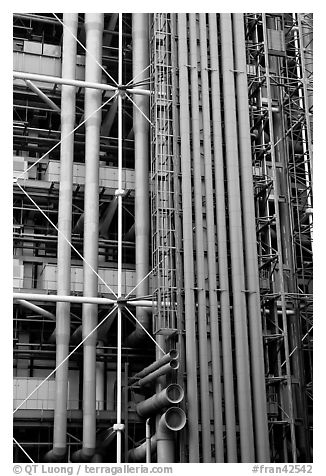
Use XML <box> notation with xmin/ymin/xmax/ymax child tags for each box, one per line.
<box><xmin>130</xmin><ymin>350</ymin><xmax>178</xmax><ymax>383</ymax></box>
<box><xmin>16</xmin><ymin>299</ymin><xmax>55</xmax><ymax>320</ymax></box>
<box><xmin>14</xmin><ymin>293</ymin><xmax>115</xmax><ymax>305</ymax></box>
<box><xmin>14</xmin><ymin>13</ymin><xmax>60</xmax><ymax>25</ymax></box>
<box><xmin>134</xmin><ymin>360</ymin><xmax>179</xmax><ymax>388</ymax></box>
<box><xmin>13</xmin><ymin>71</ymin><xmax>150</xmax><ymax>96</ymax></box>
<box><xmin>14</xmin><ymin>293</ymin><xmax>296</xmax><ymax>315</ymax></box>
<box><xmin>136</xmin><ymin>384</ymin><xmax>184</xmax><ymax>418</ymax></box>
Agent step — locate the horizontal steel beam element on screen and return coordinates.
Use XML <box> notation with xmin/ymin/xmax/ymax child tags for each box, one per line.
<box><xmin>13</xmin><ymin>292</ymin><xmax>154</xmax><ymax>307</ymax></box>
<box><xmin>13</xmin><ymin>71</ymin><xmax>151</xmax><ymax>96</ymax></box>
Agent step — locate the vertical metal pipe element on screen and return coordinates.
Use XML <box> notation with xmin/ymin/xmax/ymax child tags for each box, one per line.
<box><xmin>208</xmin><ymin>13</ymin><xmax>238</xmax><ymax>462</ymax></box>
<box><xmin>177</xmin><ymin>13</ymin><xmax>200</xmax><ymax>462</ymax></box>
<box><xmin>198</xmin><ymin>13</ymin><xmax>225</xmax><ymax>462</ymax></box>
<box><xmin>81</xmin><ymin>13</ymin><xmax>104</xmax><ymax>460</ymax></box>
<box><xmin>44</xmin><ymin>13</ymin><xmax>78</xmax><ymax>462</ymax></box>
<box><xmin>188</xmin><ymin>13</ymin><xmax>212</xmax><ymax>462</ymax></box>
<box><xmin>232</xmin><ymin>13</ymin><xmax>270</xmax><ymax>462</ymax></box>
<box><xmin>146</xmin><ymin>418</ymin><xmax>151</xmax><ymax>463</ymax></box>
<box><xmin>116</xmin><ymin>12</ymin><xmax>123</xmax><ymax>464</ymax></box>
<box><xmin>96</xmin><ymin>341</ymin><xmax>105</xmax><ymax>411</ymax></box>
<box><xmin>126</xmin><ymin>13</ymin><xmax>150</xmax><ymax>345</ymax></box>
<box><xmin>220</xmin><ymin>13</ymin><xmax>255</xmax><ymax>462</ymax></box>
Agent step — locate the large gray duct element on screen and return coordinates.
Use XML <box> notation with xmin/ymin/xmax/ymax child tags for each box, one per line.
<box><xmin>136</xmin><ymin>384</ymin><xmax>184</xmax><ymax>418</ymax></box>
<box><xmin>128</xmin><ymin>435</ymin><xmax>157</xmax><ymax>462</ymax></box>
<box><xmin>128</xmin><ymin>407</ymin><xmax>186</xmax><ymax>463</ymax></box>
<box><xmin>71</xmin><ymin>13</ymin><xmax>104</xmax><ymax>462</ymax></box>
<box><xmin>156</xmin><ymin>407</ymin><xmax>186</xmax><ymax>463</ymax></box>
<box><xmin>44</xmin><ymin>13</ymin><xmax>78</xmax><ymax>463</ymax></box>
<box><xmin>129</xmin><ymin>349</ymin><xmax>178</xmax><ymax>383</ymax></box>
<box><xmin>126</xmin><ymin>13</ymin><xmax>150</xmax><ymax>346</ymax></box>
<box><xmin>134</xmin><ymin>360</ymin><xmax>179</xmax><ymax>388</ymax></box>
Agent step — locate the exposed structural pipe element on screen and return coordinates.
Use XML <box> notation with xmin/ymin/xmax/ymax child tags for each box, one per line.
<box><xmin>16</xmin><ymin>299</ymin><xmax>55</xmax><ymax>320</ymax></box>
<box><xmin>199</xmin><ymin>13</ymin><xmax>225</xmax><ymax>462</ymax></box>
<box><xmin>145</xmin><ymin>418</ymin><xmax>151</xmax><ymax>463</ymax></box>
<box><xmin>45</xmin><ymin>12</ymin><xmax>77</xmax><ymax>462</ymax></box>
<box><xmin>208</xmin><ymin>12</ymin><xmax>237</xmax><ymax>462</ymax></box>
<box><xmin>100</xmin><ymin>97</ymin><xmax>118</xmax><ymax>137</ymax></box>
<box><xmin>14</xmin><ymin>13</ymin><xmax>60</xmax><ymax>25</ymax></box>
<box><xmin>116</xmin><ymin>14</ymin><xmax>124</xmax><ymax>463</ymax></box>
<box><xmin>96</xmin><ymin>340</ymin><xmax>105</xmax><ymax>411</ymax></box>
<box><xmin>13</xmin><ymin>71</ymin><xmax>150</xmax><ymax>96</ymax></box>
<box><xmin>176</xmin><ymin>13</ymin><xmax>200</xmax><ymax>462</ymax></box>
<box><xmin>72</xmin><ymin>13</ymin><xmax>104</xmax><ymax>463</ymax></box>
<box><xmin>156</xmin><ymin>407</ymin><xmax>186</xmax><ymax>463</ymax></box>
<box><xmin>136</xmin><ymin>384</ymin><xmax>184</xmax><ymax>417</ymax></box>
<box><xmin>134</xmin><ymin>360</ymin><xmax>179</xmax><ymax>388</ymax></box>
<box><xmin>126</xmin><ymin>14</ymin><xmax>150</xmax><ymax>346</ymax></box>
<box><xmin>24</xmin><ymin>80</ymin><xmax>61</xmax><ymax>113</ymax></box>
<box><xmin>128</xmin><ymin>435</ymin><xmax>157</xmax><ymax>462</ymax></box>
<box><xmin>232</xmin><ymin>13</ymin><xmax>270</xmax><ymax>462</ymax></box>
<box><xmin>44</xmin><ymin>13</ymin><xmax>78</xmax><ymax>463</ymax></box>
<box><xmin>130</xmin><ymin>349</ymin><xmax>178</xmax><ymax>383</ymax></box>
<box><xmin>188</xmin><ymin>14</ymin><xmax>211</xmax><ymax>462</ymax></box>
<box><xmin>13</xmin><ymin>293</ymin><xmax>153</xmax><ymax>307</ymax></box>
<box><xmin>99</xmin><ymin>196</ymin><xmax>118</xmax><ymax>238</ymax></box>
<box><xmin>220</xmin><ymin>13</ymin><xmax>255</xmax><ymax>462</ymax></box>
<box><xmin>128</xmin><ymin>407</ymin><xmax>186</xmax><ymax>463</ymax></box>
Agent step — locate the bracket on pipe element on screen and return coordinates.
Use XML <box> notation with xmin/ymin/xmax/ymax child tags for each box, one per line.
<box><xmin>113</xmin><ymin>424</ymin><xmax>125</xmax><ymax>431</ymax></box>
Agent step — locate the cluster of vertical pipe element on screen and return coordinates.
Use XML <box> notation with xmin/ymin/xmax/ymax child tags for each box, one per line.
<box><xmin>72</xmin><ymin>13</ymin><xmax>104</xmax><ymax>462</ymax></box>
<box><xmin>176</xmin><ymin>14</ymin><xmax>200</xmax><ymax>463</ymax></box>
<box><xmin>174</xmin><ymin>13</ymin><xmax>269</xmax><ymax>462</ymax></box>
<box><xmin>45</xmin><ymin>13</ymin><xmax>78</xmax><ymax>462</ymax></box>
<box><xmin>126</xmin><ymin>13</ymin><xmax>150</xmax><ymax>346</ymax></box>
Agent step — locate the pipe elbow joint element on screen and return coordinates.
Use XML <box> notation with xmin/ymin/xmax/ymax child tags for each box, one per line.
<box><xmin>71</xmin><ymin>448</ymin><xmax>95</xmax><ymax>463</ymax></box>
<box><xmin>157</xmin><ymin>407</ymin><xmax>186</xmax><ymax>441</ymax></box>
<box><xmin>43</xmin><ymin>448</ymin><xmax>66</xmax><ymax>462</ymax></box>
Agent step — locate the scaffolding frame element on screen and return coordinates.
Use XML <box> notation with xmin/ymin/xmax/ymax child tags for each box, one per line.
<box><xmin>150</xmin><ymin>14</ymin><xmax>178</xmax><ymax>335</ymax></box>
<box><xmin>245</xmin><ymin>12</ymin><xmax>312</xmax><ymax>462</ymax></box>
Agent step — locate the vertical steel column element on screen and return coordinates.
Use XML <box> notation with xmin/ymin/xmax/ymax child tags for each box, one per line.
<box><xmin>188</xmin><ymin>13</ymin><xmax>211</xmax><ymax>462</ymax></box>
<box><xmin>176</xmin><ymin>13</ymin><xmax>200</xmax><ymax>462</ymax></box>
<box><xmin>220</xmin><ymin>13</ymin><xmax>255</xmax><ymax>462</ymax></box>
<box><xmin>198</xmin><ymin>13</ymin><xmax>225</xmax><ymax>462</ymax></box>
<box><xmin>81</xmin><ymin>13</ymin><xmax>104</xmax><ymax>461</ymax></box>
<box><xmin>208</xmin><ymin>13</ymin><xmax>237</xmax><ymax>462</ymax></box>
<box><xmin>45</xmin><ymin>13</ymin><xmax>78</xmax><ymax>462</ymax></box>
<box><xmin>126</xmin><ymin>13</ymin><xmax>150</xmax><ymax>345</ymax></box>
<box><xmin>232</xmin><ymin>13</ymin><xmax>270</xmax><ymax>462</ymax></box>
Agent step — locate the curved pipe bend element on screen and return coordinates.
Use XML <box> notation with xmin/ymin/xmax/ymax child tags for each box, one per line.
<box><xmin>128</xmin><ymin>407</ymin><xmax>186</xmax><ymax>462</ymax></box>
<box><xmin>136</xmin><ymin>384</ymin><xmax>184</xmax><ymax>418</ymax></box>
